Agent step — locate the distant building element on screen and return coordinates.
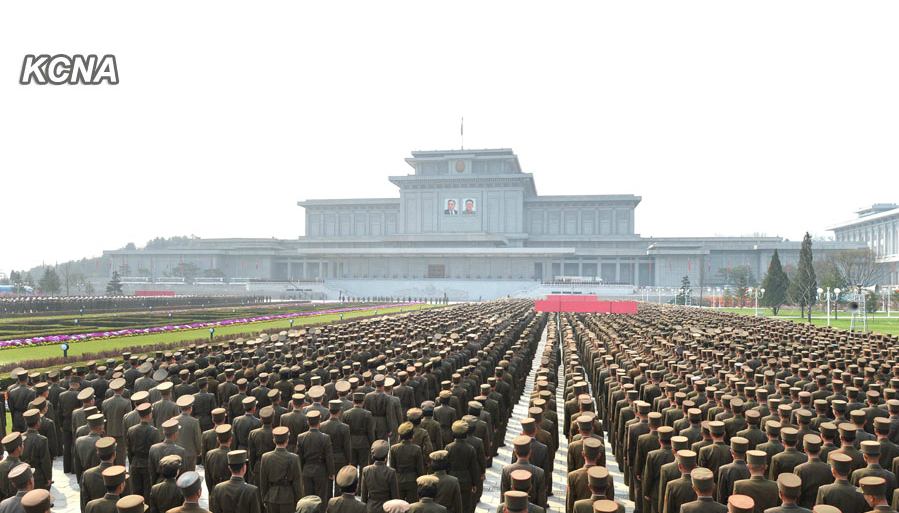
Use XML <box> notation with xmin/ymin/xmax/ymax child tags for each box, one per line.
<box><xmin>105</xmin><ymin>148</ymin><xmax>867</xmax><ymax>299</ymax></box>
<box><xmin>828</xmin><ymin>203</ymin><xmax>899</xmax><ymax>286</ymax></box>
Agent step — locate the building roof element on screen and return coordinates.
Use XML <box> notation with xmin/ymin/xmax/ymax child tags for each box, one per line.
<box><xmin>827</xmin><ymin>205</ymin><xmax>899</xmax><ymax>231</ymax></box>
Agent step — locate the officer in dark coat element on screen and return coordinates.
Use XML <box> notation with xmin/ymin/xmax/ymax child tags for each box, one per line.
<box><xmin>101</xmin><ymin>378</ymin><xmax>132</xmax><ymax>466</ymax></box>
<box><xmin>174</xmin><ymin>395</ymin><xmax>202</xmax><ymax>472</ymax></box>
<box><xmin>297</xmin><ymin>410</ymin><xmax>336</xmax><ymax>506</ymax></box>
<box><xmin>643</xmin><ymin>427</ymin><xmax>675</xmax><ymax>513</ymax></box>
<box><xmin>679</xmin><ymin>468</ymin><xmax>726</xmax><ymax>513</ymax></box>
<box><xmin>763</xmin><ymin>473</ymin><xmax>812</xmax><ymax>513</ymax></box>
<box><xmin>816</xmin><ymin>452</ymin><xmax>867</xmax><ymax>513</ymax></box>
<box><xmin>8</xmin><ymin>371</ymin><xmax>35</xmax><ymax>433</ymax></box>
<box><xmin>717</xmin><ymin>437</ymin><xmax>751</xmax><ymax>504</ymax></box>
<box><xmin>19</xmin><ymin>410</ymin><xmax>51</xmax><ymax>491</ymax></box>
<box><xmin>74</xmin><ymin>414</ymin><xmax>105</xmax><ymax>481</ymax></box>
<box><xmin>390</xmin><ymin>422</ymin><xmax>425</xmax><ymax>503</ymax></box>
<box><xmin>259</xmin><ymin>426</ymin><xmax>302</xmax><ymax>513</ymax></box>
<box><xmin>571</xmin><ymin>466</ymin><xmax>619</xmax><ymax>513</ymax></box>
<box><xmin>851</xmin><ymin>441</ymin><xmax>897</xmax><ymax>501</ymax></box>
<box><xmin>327</xmin><ymin>466</ymin><xmax>366</xmax><ymax>513</ymax></box>
<box><xmin>148</xmin><ymin>455</ymin><xmax>184</xmax><ymax>513</ymax></box>
<box><xmin>84</xmin><ymin>465</ymin><xmax>127</xmax><ymax>513</ymax></box>
<box><xmin>1</xmin><ymin>463</ymin><xmax>33</xmax><ymax>513</ymax></box>
<box><xmin>148</xmin><ymin>419</ymin><xmax>186</xmax><ymax>486</ymax></box>
<box><xmin>449</xmin><ymin>421</ymin><xmax>482</xmax><ymax>513</ymax></box>
<box><xmin>205</xmin><ymin>425</ymin><xmax>234</xmax><ymax>494</ymax></box>
<box><xmin>193</xmin><ymin>378</ymin><xmax>217</xmax><ymax>433</ymax></box>
<box><xmin>248</xmin><ymin>407</ymin><xmax>276</xmax><ymax>486</ymax></box>
<box><xmin>210</xmin><ymin>450</ymin><xmax>263</xmax><ymax>513</ymax></box>
<box><xmin>793</xmin><ymin>434</ymin><xmax>833</xmax><ymax>509</ymax></box>
<box><xmin>58</xmin><ymin>375</ymin><xmax>82</xmax><ymax>473</ymax></box>
<box><xmin>698</xmin><ymin>421</ymin><xmax>732</xmax><ymax>482</ymax></box>
<box><xmin>343</xmin><ymin>393</ymin><xmax>376</xmax><ymax>469</ymax></box>
<box><xmin>323</xmin><ymin>400</ymin><xmax>354</xmax><ymax>491</ymax></box>
<box><xmin>279</xmin><ymin>394</ymin><xmax>307</xmax><ymax>454</ymax></box>
<box><xmin>360</xmin><ymin>440</ymin><xmax>400</xmax><ymax>513</ymax></box>
<box><xmin>429</xmin><ymin>450</ymin><xmax>462</xmax><ymax>513</ymax></box>
<box><xmin>125</xmin><ymin>403</ymin><xmax>159</xmax><ymax>498</ymax></box>
<box><xmin>858</xmin><ymin>476</ymin><xmax>897</xmax><ymax>513</ymax></box>
<box><xmin>500</xmin><ymin>435</ymin><xmax>546</xmax><ymax>511</ymax></box>
<box><xmin>733</xmin><ymin>450</ymin><xmax>779</xmax><ymax>513</ymax></box>
<box><xmin>234</xmin><ymin>397</ymin><xmax>262</xmax><ymax>452</ymax></box>
<box><xmin>662</xmin><ymin>450</ymin><xmax>698</xmax><ymax>513</ymax></box>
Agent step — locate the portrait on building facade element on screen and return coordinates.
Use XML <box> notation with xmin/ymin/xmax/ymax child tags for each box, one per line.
<box><xmin>444</xmin><ymin>198</ymin><xmax>458</xmax><ymax>215</ymax></box>
<box><xmin>462</xmin><ymin>198</ymin><xmax>476</xmax><ymax>214</ymax></box>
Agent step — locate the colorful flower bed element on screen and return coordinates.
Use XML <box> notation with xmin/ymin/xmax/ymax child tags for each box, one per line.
<box><xmin>0</xmin><ymin>303</ymin><xmax>418</xmax><ymax>350</ymax></box>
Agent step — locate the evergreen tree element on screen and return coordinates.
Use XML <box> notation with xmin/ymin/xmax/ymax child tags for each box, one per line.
<box><xmin>38</xmin><ymin>266</ymin><xmax>62</xmax><ymax>294</ymax></box>
<box><xmin>791</xmin><ymin>232</ymin><xmax>817</xmax><ymax>322</ymax></box>
<box><xmin>106</xmin><ymin>271</ymin><xmax>124</xmax><ymax>295</ymax></box>
<box><xmin>761</xmin><ymin>249</ymin><xmax>790</xmax><ymax>315</ymax></box>
<box><xmin>676</xmin><ymin>275</ymin><xmax>691</xmax><ymax>305</ymax></box>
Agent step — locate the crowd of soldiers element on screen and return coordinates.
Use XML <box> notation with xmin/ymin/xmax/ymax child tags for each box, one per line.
<box><xmin>0</xmin><ymin>299</ymin><xmax>568</xmax><ymax>513</ymax></box>
<box><xmin>561</xmin><ymin>303</ymin><xmax>899</xmax><ymax>513</ymax></box>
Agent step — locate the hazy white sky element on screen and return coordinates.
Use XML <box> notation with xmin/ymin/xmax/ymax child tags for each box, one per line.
<box><xmin>2</xmin><ymin>1</ymin><xmax>898</xmax><ymax>273</ymax></box>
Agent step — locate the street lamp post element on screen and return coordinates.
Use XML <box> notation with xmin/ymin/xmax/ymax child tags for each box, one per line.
<box><xmin>816</xmin><ymin>287</ymin><xmax>840</xmax><ymax>326</ymax></box>
<box><xmin>209</xmin><ymin>327</ymin><xmax>214</xmax><ymax>341</ymax></box>
<box><xmin>749</xmin><ymin>287</ymin><xmax>765</xmax><ymax>316</ymax></box>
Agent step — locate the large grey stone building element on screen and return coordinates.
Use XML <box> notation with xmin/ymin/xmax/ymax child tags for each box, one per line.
<box><xmin>828</xmin><ymin>203</ymin><xmax>899</xmax><ymax>286</ymax></box>
<box><xmin>104</xmin><ymin>148</ymin><xmax>867</xmax><ymax>300</ymax></box>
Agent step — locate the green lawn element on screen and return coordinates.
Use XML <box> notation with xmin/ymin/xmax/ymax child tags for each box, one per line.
<box><xmin>0</xmin><ymin>304</ymin><xmax>437</xmax><ymax>367</ymax></box>
<box><xmin>712</xmin><ymin>307</ymin><xmax>899</xmax><ymax>335</ymax></box>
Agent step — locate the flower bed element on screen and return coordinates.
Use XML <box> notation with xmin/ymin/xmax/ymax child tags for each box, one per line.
<box><xmin>0</xmin><ymin>303</ymin><xmax>417</xmax><ymax>350</ymax></box>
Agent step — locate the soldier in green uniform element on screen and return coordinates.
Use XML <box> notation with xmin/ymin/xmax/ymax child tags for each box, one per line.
<box><xmin>572</xmin><ymin>466</ymin><xmax>621</xmax><ymax>513</ymax></box>
<box><xmin>769</xmin><ymin>428</ymin><xmax>807</xmax><ymax>481</ymax></box>
<box><xmin>75</xmin><ymin>414</ymin><xmax>106</xmax><ymax>481</ymax></box>
<box><xmin>679</xmin><ymin>468</ymin><xmax>725</xmax><ymax>513</ymax></box>
<box><xmin>763</xmin><ymin>473</ymin><xmax>812</xmax><ymax>513</ymax></box>
<box><xmin>360</xmin><ymin>440</ymin><xmax>400</xmax><ymax>513</ymax></box>
<box><xmin>816</xmin><ymin>452</ymin><xmax>867</xmax><ymax>513</ymax></box>
<box><xmin>58</xmin><ymin>374</ymin><xmax>81</xmax><ymax>473</ymax></box>
<box><xmin>148</xmin><ymin>455</ymin><xmax>185</xmax><ymax>513</ymax></box>
<box><xmin>835</xmin><ymin>423</ymin><xmax>866</xmax><ymax>476</ymax></box>
<box><xmin>202</xmin><ymin>408</ymin><xmax>229</xmax><ymax>463</ymax></box>
<box><xmin>662</xmin><ymin>450</ymin><xmax>698</xmax><ymax>513</ymax></box>
<box><xmin>429</xmin><ymin>451</ymin><xmax>462</xmax><ymax>513</ymax></box>
<box><xmin>20</xmin><ymin>488</ymin><xmax>51</xmax><ymax>513</ymax></box>
<box><xmin>234</xmin><ymin>398</ymin><xmax>262</xmax><ymax>452</ymax></box>
<box><xmin>643</xmin><ymin>426</ymin><xmax>675</xmax><ymax>513</ymax></box>
<box><xmin>716</xmin><ymin>437</ymin><xmax>751</xmax><ymax>503</ymax></box>
<box><xmin>406</xmin><ymin>409</ymin><xmax>434</xmax><ymax>471</ymax></box>
<box><xmin>732</xmin><ymin>450</ymin><xmax>779</xmax><ymax>513</ymax></box>
<box><xmin>420</xmin><ymin>403</ymin><xmax>444</xmax><ymax>452</ymax></box>
<box><xmin>501</xmin><ymin>435</ymin><xmax>546</xmax><ymax>511</ymax></box>
<box><xmin>793</xmin><ymin>435</ymin><xmax>833</xmax><ymax>509</ymax></box>
<box><xmin>116</xmin><ymin>494</ymin><xmax>149</xmax><ymax>513</ymax></box>
<box><xmin>85</xmin><ymin>465</ymin><xmax>127</xmax><ymax>513</ymax></box>
<box><xmin>448</xmin><ymin>421</ymin><xmax>481</xmax><ymax>513</ymax></box>
<box><xmin>343</xmin><ymin>393</ymin><xmax>375</xmax><ymax>470</ymax></box>
<box><xmin>2</xmin><ymin>463</ymin><xmax>35</xmax><ymax>513</ymax></box>
<box><xmin>248</xmin><ymin>406</ymin><xmax>276</xmax><ymax>486</ymax></box>
<box><xmin>391</xmin><ymin>422</ymin><xmax>425</xmax><ymax>503</ymax></box>
<box><xmin>297</xmin><ymin>410</ymin><xmax>336</xmax><ymax>506</ymax></box>
<box><xmin>280</xmin><ymin>394</ymin><xmax>307</xmax><ymax>454</ymax></box>
<box><xmin>175</xmin><ymin>395</ymin><xmax>202</xmax><ymax>472</ymax></box>
<box><xmin>727</xmin><ymin>495</ymin><xmax>755</xmax><ymax>513</ymax></box>
<box><xmin>148</xmin><ymin>419</ymin><xmax>186</xmax><ymax>486</ymax></box>
<box><xmin>498</xmin><ymin>470</ymin><xmax>544</xmax><ymax>513</ymax></box>
<box><xmin>698</xmin><ymin>421</ymin><xmax>732</xmax><ymax>482</ymax></box>
<box><xmin>205</xmin><ymin>424</ymin><xmax>234</xmax><ymax>494</ymax></box>
<box><xmin>210</xmin><ymin>450</ymin><xmax>263</xmax><ymax>513</ymax></box>
<box><xmin>20</xmin><ymin>410</ymin><xmax>51</xmax><ymax>491</ymax></box>
<box><xmin>101</xmin><ymin>378</ymin><xmax>132</xmax><ymax>466</ymax></box>
<box><xmin>851</xmin><ymin>441</ymin><xmax>897</xmax><ymax>500</ymax></box>
<box><xmin>259</xmin><ymin>426</ymin><xmax>302</xmax><ymax>513</ymax></box>
<box><xmin>81</xmin><ymin>437</ymin><xmax>128</xmax><ymax>511</ymax></box>
<box><xmin>408</xmin><ymin>475</ymin><xmax>445</xmax><ymax>513</ymax></box>
<box><xmin>859</xmin><ymin>476</ymin><xmax>897</xmax><ymax>513</ymax></box>
<box><xmin>322</xmin><ymin>400</ymin><xmax>353</xmax><ymax>497</ymax></box>
<box><xmin>327</xmin><ymin>466</ymin><xmax>366</xmax><ymax>513</ymax></box>
<box><xmin>125</xmin><ymin>402</ymin><xmax>159</xmax><ymax>497</ymax></box>
<box><xmin>567</xmin><ymin>438</ymin><xmax>607</xmax><ymax>513</ymax></box>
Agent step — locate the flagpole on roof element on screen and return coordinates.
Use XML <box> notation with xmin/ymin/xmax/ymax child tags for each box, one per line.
<box><xmin>461</xmin><ymin>117</ymin><xmax>464</xmax><ymax>150</ymax></box>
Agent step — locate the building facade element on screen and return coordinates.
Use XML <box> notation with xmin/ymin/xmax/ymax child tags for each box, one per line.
<box><xmin>829</xmin><ymin>203</ymin><xmax>899</xmax><ymax>286</ymax></box>
<box><xmin>104</xmin><ymin>148</ymin><xmax>868</xmax><ymax>299</ymax></box>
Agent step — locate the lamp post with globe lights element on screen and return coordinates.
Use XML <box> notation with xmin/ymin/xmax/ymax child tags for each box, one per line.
<box><xmin>748</xmin><ymin>287</ymin><xmax>765</xmax><ymax>316</ymax></box>
<box><xmin>817</xmin><ymin>287</ymin><xmax>840</xmax><ymax>327</ymax></box>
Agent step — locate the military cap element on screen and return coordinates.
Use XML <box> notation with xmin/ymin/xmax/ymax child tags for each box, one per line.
<box><xmin>136</xmin><ymin>402</ymin><xmax>153</xmax><ymax>414</ymax></box>
<box><xmin>306</xmin><ymin>410</ymin><xmax>321</xmax><ymax>423</ymax></box>
<box><xmin>157</xmin><ymin>382</ymin><xmax>173</xmax><ymax>392</ymax></box>
<box><xmin>115</xmin><ymin>495</ymin><xmax>148</xmax><ymax>513</ymax></box>
<box><xmin>781</xmin><ymin>427</ymin><xmax>799</xmax><ymax>443</ymax></box>
<box><xmin>273</xmin><ymin>426</ymin><xmax>289</xmax><ymax>444</ymax></box>
<box><xmin>812</xmin><ymin>506</ymin><xmax>840</xmax><ymax>513</ymax></box>
<box><xmin>227</xmin><ymin>450</ymin><xmax>248</xmax><ymax>465</ymax></box>
<box><xmin>451</xmin><ymin>420</ymin><xmax>469</xmax><ymax>436</ymax></box>
<box><xmin>20</xmin><ymin>489</ymin><xmax>51</xmax><ymax>513</ymax></box>
<box><xmin>87</xmin><ymin>414</ymin><xmax>105</xmax><ymax>428</ymax></box>
<box><xmin>438</xmin><ymin>390</ymin><xmax>452</xmax><ymax>400</ymax></box>
<box><xmin>109</xmin><ymin>378</ymin><xmax>126</xmax><ymax>391</ymax></box>
<box><xmin>587</xmin><ymin>465</ymin><xmax>610</xmax><ymax>488</ymax></box>
<box><xmin>101</xmin><ymin>465</ymin><xmax>127</xmax><ymax>487</ymax></box>
<box><xmin>372</xmin><ymin>439</ymin><xmax>389</xmax><ymax>459</ymax></box>
<box><xmin>29</xmin><ymin>397</ymin><xmax>46</xmax><ymax>410</ymax></box>
<box><xmin>215</xmin><ymin>424</ymin><xmax>232</xmax><ymax>438</ymax></box>
<box><xmin>398</xmin><ymin>422</ymin><xmax>414</xmax><ymax>437</ymax></box>
<box><xmin>657</xmin><ymin>425</ymin><xmax>674</xmax><ymax>442</ymax></box>
<box><xmin>407</xmin><ymin>408</ymin><xmax>423</xmax><ymax>422</ymax></box>
<box><xmin>729</xmin><ymin>436</ymin><xmax>749</xmax><ymax>453</ymax></box>
<box><xmin>691</xmin><ymin>467</ymin><xmax>715</xmax><ymax>492</ymax></box>
<box><xmin>22</xmin><ymin>408</ymin><xmax>40</xmax><ymax>426</ymax></box>
<box><xmin>728</xmin><ymin>495</ymin><xmax>755</xmax><ymax>513</ymax></box>
<box><xmin>582</xmin><ymin>437</ymin><xmax>602</xmax><ymax>459</ymax></box>
<box><xmin>95</xmin><ymin>436</ymin><xmax>117</xmax><ymax>458</ymax></box>
<box><xmin>430</xmin><ymin>450</ymin><xmax>448</xmax><ymax>462</ymax></box>
<box><xmin>636</xmin><ymin>401</ymin><xmax>651</xmax><ymax>414</ymax></box>
<box><xmin>242</xmin><ymin>396</ymin><xmax>257</xmax><ymax>409</ymax></box>
<box><xmin>336</xmin><ymin>465</ymin><xmax>357</xmax><ymax>487</ymax></box>
<box><xmin>382</xmin><ymin>500</ymin><xmax>408</xmax><ymax>513</ymax></box>
<box><xmin>296</xmin><ymin>495</ymin><xmax>323</xmax><ymax>513</ymax></box>
<box><xmin>802</xmin><ymin>434</ymin><xmax>822</xmax><ymax>452</ymax></box>
<box><xmin>765</xmin><ymin>421</ymin><xmax>781</xmax><ymax>435</ymax></box>
<box><xmin>777</xmin><ymin>473</ymin><xmax>802</xmax><ymax>495</ymax></box>
<box><xmin>838</xmin><ymin>422</ymin><xmax>856</xmax><ymax>439</ymax></box>
<box><xmin>648</xmin><ymin>412</ymin><xmax>663</xmax><ymax>427</ymax></box>
<box><xmin>138</xmin><ymin>362</ymin><xmax>154</xmax><ymax>374</ymax></box>
<box><xmin>850</xmin><ymin>410</ymin><xmax>867</xmax><ymax>423</ymax></box>
<box><xmin>176</xmin><ymin>395</ymin><xmax>194</xmax><ymax>408</ymax></box>
<box><xmin>688</xmin><ymin>408</ymin><xmax>702</xmax><ymax>422</ymax></box>
<box><xmin>8</xmin><ymin>463</ymin><xmax>33</xmax><ymax>487</ymax></box>
<box><xmin>325</xmin><ymin>400</ymin><xmax>340</xmax><ymax>412</ymax></box>
<box><xmin>520</xmin><ymin>417</ymin><xmax>536</xmax><ymax>433</ymax></box>
<box><xmin>416</xmin><ymin>474</ymin><xmax>439</xmax><ymax>488</ymax></box>
<box><xmin>373</xmin><ymin>374</ymin><xmax>386</xmax><ymax>385</ymax></box>
<box><xmin>709</xmin><ymin>420</ymin><xmax>726</xmax><ymax>435</ymax></box>
<box><xmin>860</xmin><ymin>440</ymin><xmax>881</xmax><ymax>455</ymax></box>
<box><xmin>177</xmin><ymin>471</ymin><xmax>202</xmax><ymax>497</ymax></box>
<box><xmin>211</xmin><ymin>408</ymin><xmax>227</xmax><ymax>421</ymax></box>
<box><xmin>77</xmin><ymin>387</ymin><xmax>95</xmax><ymax>402</ymax></box>
<box><xmin>592</xmin><ymin>500</ymin><xmax>620</xmax><ymax>513</ymax></box>
<box><xmin>676</xmin><ymin>449</ymin><xmax>697</xmax><ymax>466</ymax></box>
<box><xmin>308</xmin><ymin>386</ymin><xmax>326</xmax><ymax>399</ymax></box>
<box><xmin>259</xmin><ymin>406</ymin><xmax>275</xmax><ymax>422</ymax></box>
<box><xmin>672</xmin><ymin>436</ymin><xmax>690</xmax><ymax>451</ymax></box>
<box><xmin>353</xmin><ymin>392</ymin><xmax>365</xmax><ymax>402</ymax></box>
<box><xmin>513</xmin><ymin>435</ymin><xmax>532</xmax><ymax>452</ymax></box>
<box><xmin>828</xmin><ymin>452</ymin><xmax>853</xmax><ymax>474</ymax></box>
<box><xmin>162</xmin><ymin>418</ymin><xmax>180</xmax><ymax>435</ymax></box>
<box><xmin>746</xmin><ymin>450</ymin><xmax>767</xmax><ymax>465</ymax></box>
<box><xmin>131</xmin><ymin>391</ymin><xmax>150</xmax><ymax>404</ymax></box>
<box><xmin>819</xmin><ymin>422</ymin><xmax>837</xmax><ymax>438</ymax></box>
<box><xmin>504</xmin><ymin>491</ymin><xmax>530</xmax><ymax>512</ymax></box>
<box><xmin>160</xmin><ymin>455</ymin><xmax>183</xmax><ymax>470</ymax></box>
<box><xmin>858</xmin><ymin>475</ymin><xmax>887</xmax><ymax>495</ymax></box>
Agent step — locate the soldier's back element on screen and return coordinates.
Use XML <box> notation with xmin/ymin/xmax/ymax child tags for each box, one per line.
<box><xmin>816</xmin><ymin>479</ymin><xmax>867</xmax><ymax>513</ymax></box>
<box><xmin>680</xmin><ymin>498</ymin><xmax>727</xmax><ymax>513</ymax></box>
<box><xmin>326</xmin><ymin>494</ymin><xmax>367</xmax><ymax>513</ymax></box>
<box><xmin>733</xmin><ymin>477</ymin><xmax>779</xmax><ymax>513</ymax></box>
<box><xmin>149</xmin><ymin>479</ymin><xmax>184</xmax><ymax>513</ymax></box>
